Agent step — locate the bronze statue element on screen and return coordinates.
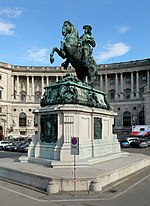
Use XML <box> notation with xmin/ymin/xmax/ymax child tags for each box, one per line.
<box><xmin>78</xmin><ymin>25</ymin><xmax>96</xmax><ymax>65</ymax></box>
<box><xmin>50</xmin><ymin>20</ymin><xmax>98</xmax><ymax>87</ymax></box>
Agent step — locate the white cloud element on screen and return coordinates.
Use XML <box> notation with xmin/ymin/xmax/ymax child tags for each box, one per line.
<box><xmin>0</xmin><ymin>8</ymin><xmax>21</xmax><ymax>36</ymax></box>
<box><xmin>24</xmin><ymin>48</ymin><xmax>49</xmax><ymax>63</ymax></box>
<box><xmin>0</xmin><ymin>8</ymin><xmax>22</xmax><ymax>18</ymax></box>
<box><xmin>96</xmin><ymin>42</ymin><xmax>130</xmax><ymax>62</ymax></box>
<box><xmin>0</xmin><ymin>21</ymin><xmax>15</xmax><ymax>35</ymax></box>
<box><xmin>117</xmin><ymin>25</ymin><xmax>129</xmax><ymax>33</ymax></box>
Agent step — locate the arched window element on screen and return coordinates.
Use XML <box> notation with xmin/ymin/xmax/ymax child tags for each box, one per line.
<box><xmin>139</xmin><ymin>110</ymin><xmax>145</xmax><ymax>125</ymax></box>
<box><xmin>19</xmin><ymin>112</ymin><xmax>27</xmax><ymax>126</ymax></box>
<box><xmin>123</xmin><ymin>111</ymin><xmax>131</xmax><ymax>127</ymax></box>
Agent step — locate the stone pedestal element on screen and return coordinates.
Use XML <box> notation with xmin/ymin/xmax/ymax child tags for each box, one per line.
<box><xmin>27</xmin><ymin>74</ymin><xmax>121</xmax><ymax>167</ymax></box>
<box><xmin>28</xmin><ymin>104</ymin><xmax>120</xmax><ymax>167</ymax></box>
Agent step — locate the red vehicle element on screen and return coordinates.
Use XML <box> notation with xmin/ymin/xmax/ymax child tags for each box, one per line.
<box><xmin>131</xmin><ymin>125</ymin><xmax>150</xmax><ymax>137</ymax></box>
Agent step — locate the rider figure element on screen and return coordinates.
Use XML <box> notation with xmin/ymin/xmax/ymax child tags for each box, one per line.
<box><xmin>78</xmin><ymin>25</ymin><xmax>96</xmax><ymax>65</ymax></box>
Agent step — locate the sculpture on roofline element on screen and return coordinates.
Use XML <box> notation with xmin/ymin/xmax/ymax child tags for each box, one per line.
<box><xmin>49</xmin><ymin>20</ymin><xmax>98</xmax><ymax>87</ymax></box>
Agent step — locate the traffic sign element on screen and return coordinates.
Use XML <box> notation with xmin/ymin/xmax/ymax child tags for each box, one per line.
<box><xmin>71</xmin><ymin>137</ymin><xmax>79</xmax><ymax>155</ymax></box>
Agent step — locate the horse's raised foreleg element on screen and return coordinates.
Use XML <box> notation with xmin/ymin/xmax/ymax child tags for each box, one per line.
<box><xmin>50</xmin><ymin>47</ymin><xmax>57</xmax><ymax>63</ymax></box>
<box><xmin>50</xmin><ymin>47</ymin><xmax>66</xmax><ymax>64</ymax></box>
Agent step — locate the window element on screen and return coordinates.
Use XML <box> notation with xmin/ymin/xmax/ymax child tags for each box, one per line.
<box><xmin>0</xmin><ymin>125</ymin><xmax>3</xmax><ymax>134</ymax></box>
<box><xmin>123</xmin><ymin>111</ymin><xmax>131</xmax><ymax>127</ymax></box>
<box><xmin>139</xmin><ymin>87</ymin><xmax>144</xmax><ymax>100</ymax></box>
<box><xmin>0</xmin><ymin>90</ymin><xmax>2</xmax><ymax>99</ymax></box>
<box><xmin>109</xmin><ymin>90</ymin><xmax>115</xmax><ymax>101</ymax></box>
<box><xmin>124</xmin><ymin>88</ymin><xmax>131</xmax><ymax>100</ymax></box>
<box><xmin>125</xmin><ymin>76</ymin><xmax>131</xmax><ymax>84</ymax></box>
<box><xmin>35</xmin><ymin>91</ymin><xmax>42</xmax><ymax>103</ymax></box>
<box><xmin>20</xmin><ymin>91</ymin><xmax>26</xmax><ymax>102</ymax></box>
<box><xmin>139</xmin><ymin>110</ymin><xmax>145</xmax><ymax>125</ymax></box>
<box><xmin>19</xmin><ymin>112</ymin><xmax>27</xmax><ymax>126</ymax></box>
<box><xmin>110</xmin><ymin>78</ymin><xmax>115</xmax><ymax>85</ymax></box>
<box><xmin>14</xmin><ymin>90</ymin><xmax>17</xmax><ymax>99</ymax></box>
<box><xmin>20</xmin><ymin>131</ymin><xmax>26</xmax><ymax>135</ymax></box>
<box><xmin>141</xmin><ymin>74</ymin><xmax>146</xmax><ymax>82</ymax></box>
<box><xmin>34</xmin><ymin>113</ymin><xmax>38</xmax><ymax>127</ymax></box>
<box><xmin>0</xmin><ymin>107</ymin><xmax>2</xmax><ymax>113</ymax></box>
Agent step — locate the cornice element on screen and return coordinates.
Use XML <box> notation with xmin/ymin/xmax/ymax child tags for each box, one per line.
<box><xmin>1</xmin><ymin>57</ymin><xmax>150</xmax><ymax>72</ymax></box>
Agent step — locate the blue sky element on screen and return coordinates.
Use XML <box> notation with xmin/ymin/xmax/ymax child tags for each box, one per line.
<box><xmin>0</xmin><ymin>0</ymin><xmax>150</xmax><ymax>67</ymax></box>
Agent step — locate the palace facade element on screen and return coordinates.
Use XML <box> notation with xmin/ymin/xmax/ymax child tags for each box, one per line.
<box><xmin>0</xmin><ymin>58</ymin><xmax>150</xmax><ymax>138</ymax></box>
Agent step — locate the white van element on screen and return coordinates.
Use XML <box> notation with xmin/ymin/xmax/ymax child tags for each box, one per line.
<box><xmin>131</xmin><ymin>125</ymin><xmax>150</xmax><ymax>137</ymax></box>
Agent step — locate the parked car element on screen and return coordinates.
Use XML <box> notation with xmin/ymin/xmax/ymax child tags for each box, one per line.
<box><xmin>0</xmin><ymin>140</ymin><xmax>9</xmax><ymax>150</ymax></box>
<box><xmin>17</xmin><ymin>142</ymin><xmax>30</xmax><ymax>152</ymax></box>
<box><xmin>126</xmin><ymin>137</ymin><xmax>139</xmax><ymax>145</ymax></box>
<box><xmin>144</xmin><ymin>136</ymin><xmax>150</xmax><ymax>146</ymax></box>
<box><xmin>3</xmin><ymin>142</ymin><xmax>13</xmax><ymax>151</ymax></box>
<box><xmin>22</xmin><ymin>142</ymin><xmax>30</xmax><ymax>153</ymax></box>
<box><xmin>9</xmin><ymin>142</ymin><xmax>24</xmax><ymax>152</ymax></box>
<box><xmin>119</xmin><ymin>139</ymin><xmax>130</xmax><ymax>148</ymax></box>
<box><xmin>130</xmin><ymin>138</ymin><xmax>148</xmax><ymax>148</ymax></box>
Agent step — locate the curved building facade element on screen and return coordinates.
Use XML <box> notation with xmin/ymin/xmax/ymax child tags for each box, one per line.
<box><xmin>0</xmin><ymin>58</ymin><xmax>150</xmax><ymax>138</ymax></box>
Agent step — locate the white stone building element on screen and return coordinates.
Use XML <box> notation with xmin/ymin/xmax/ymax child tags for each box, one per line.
<box><xmin>0</xmin><ymin>58</ymin><xmax>150</xmax><ymax>138</ymax></box>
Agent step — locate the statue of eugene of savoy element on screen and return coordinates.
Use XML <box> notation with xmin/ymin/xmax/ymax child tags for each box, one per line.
<box><xmin>50</xmin><ymin>20</ymin><xmax>98</xmax><ymax>87</ymax></box>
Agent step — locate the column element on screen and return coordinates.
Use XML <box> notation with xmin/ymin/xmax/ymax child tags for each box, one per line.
<box><xmin>46</xmin><ymin>76</ymin><xmax>49</xmax><ymax>86</ymax></box>
<box><xmin>120</xmin><ymin>73</ymin><xmax>124</xmax><ymax>100</ymax></box>
<box><xmin>56</xmin><ymin>76</ymin><xmax>59</xmax><ymax>82</ymax></box>
<box><xmin>115</xmin><ymin>73</ymin><xmax>118</xmax><ymax>99</ymax></box>
<box><xmin>100</xmin><ymin>75</ymin><xmax>103</xmax><ymax>91</ymax></box>
<box><xmin>41</xmin><ymin>76</ymin><xmax>45</xmax><ymax>95</ymax></box>
<box><xmin>31</xmin><ymin>76</ymin><xmax>35</xmax><ymax>101</ymax></box>
<box><xmin>26</xmin><ymin>76</ymin><xmax>30</xmax><ymax>101</ymax></box>
<box><xmin>105</xmin><ymin>74</ymin><xmax>108</xmax><ymax>94</ymax></box>
<box><xmin>147</xmin><ymin>70</ymin><xmax>150</xmax><ymax>89</ymax></box>
<box><xmin>131</xmin><ymin>72</ymin><xmax>134</xmax><ymax>98</ymax></box>
<box><xmin>136</xmin><ymin>71</ymin><xmax>139</xmax><ymax>98</ymax></box>
<box><xmin>16</xmin><ymin>75</ymin><xmax>20</xmax><ymax>101</ymax></box>
<box><xmin>11</xmin><ymin>75</ymin><xmax>14</xmax><ymax>100</ymax></box>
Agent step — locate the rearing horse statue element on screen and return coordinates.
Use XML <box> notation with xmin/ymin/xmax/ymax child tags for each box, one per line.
<box><xmin>50</xmin><ymin>20</ymin><xmax>98</xmax><ymax>87</ymax></box>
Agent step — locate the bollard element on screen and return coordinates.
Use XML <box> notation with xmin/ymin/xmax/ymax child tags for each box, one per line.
<box><xmin>89</xmin><ymin>179</ymin><xmax>102</xmax><ymax>192</ymax></box>
<box><xmin>47</xmin><ymin>181</ymin><xmax>59</xmax><ymax>194</ymax></box>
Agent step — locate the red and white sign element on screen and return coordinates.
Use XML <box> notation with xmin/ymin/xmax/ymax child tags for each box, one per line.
<box><xmin>71</xmin><ymin>137</ymin><xmax>79</xmax><ymax>155</ymax></box>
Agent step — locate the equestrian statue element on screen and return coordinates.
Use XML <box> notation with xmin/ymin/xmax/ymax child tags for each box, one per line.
<box><xmin>50</xmin><ymin>20</ymin><xmax>98</xmax><ymax>87</ymax></box>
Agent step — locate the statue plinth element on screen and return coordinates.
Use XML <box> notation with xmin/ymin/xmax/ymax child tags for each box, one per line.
<box><xmin>41</xmin><ymin>74</ymin><xmax>110</xmax><ymax>110</ymax></box>
<box><xmin>28</xmin><ymin>104</ymin><xmax>120</xmax><ymax>167</ymax></box>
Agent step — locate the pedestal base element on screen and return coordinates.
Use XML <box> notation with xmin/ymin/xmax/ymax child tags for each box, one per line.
<box><xmin>27</xmin><ymin>104</ymin><xmax>121</xmax><ymax>167</ymax></box>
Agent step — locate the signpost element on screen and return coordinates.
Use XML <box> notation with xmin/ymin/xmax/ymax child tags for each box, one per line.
<box><xmin>71</xmin><ymin>137</ymin><xmax>79</xmax><ymax>196</ymax></box>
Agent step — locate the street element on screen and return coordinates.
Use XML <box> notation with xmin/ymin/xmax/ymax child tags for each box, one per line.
<box><xmin>0</xmin><ymin>150</ymin><xmax>24</xmax><ymax>159</ymax></box>
<box><xmin>0</xmin><ymin>148</ymin><xmax>150</xmax><ymax>206</ymax></box>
